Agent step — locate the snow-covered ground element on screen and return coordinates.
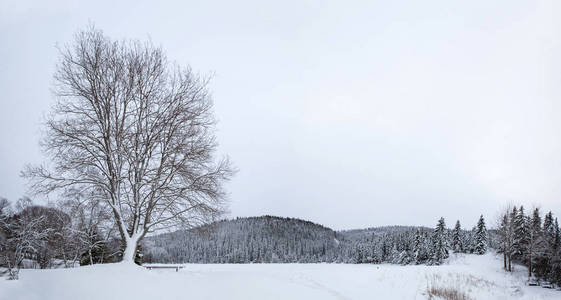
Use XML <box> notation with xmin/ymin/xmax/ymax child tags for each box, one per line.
<box><xmin>1</xmin><ymin>253</ymin><xmax>558</xmax><ymax>300</ymax></box>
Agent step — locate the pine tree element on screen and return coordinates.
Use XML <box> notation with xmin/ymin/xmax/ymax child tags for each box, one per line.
<box><xmin>474</xmin><ymin>215</ymin><xmax>487</xmax><ymax>255</ymax></box>
<box><xmin>551</xmin><ymin>218</ymin><xmax>561</xmax><ymax>286</ymax></box>
<box><xmin>543</xmin><ymin>212</ymin><xmax>556</xmax><ymax>261</ymax></box>
<box><xmin>554</xmin><ymin>218</ymin><xmax>560</xmax><ymax>249</ymax></box>
<box><xmin>389</xmin><ymin>245</ymin><xmax>400</xmax><ymax>264</ymax></box>
<box><xmin>413</xmin><ymin>229</ymin><xmax>423</xmax><ymax>264</ymax></box>
<box><xmin>451</xmin><ymin>220</ymin><xmax>463</xmax><ymax>253</ymax></box>
<box><xmin>535</xmin><ymin>211</ymin><xmax>555</xmax><ymax>280</ymax></box>
<box><xmin>431</xmin><ymin>217</ymin><xmax>449</xmax><ymax>265</ymax></box>
<box><xmin>512</xmin><ymin>206</ymin><xmax>528</xmax><ymax>262</ymax></box>
<box><xmin>527</xmin><ymin>208</ymin><xmax>544</xmax><ymax>279</ymax></box>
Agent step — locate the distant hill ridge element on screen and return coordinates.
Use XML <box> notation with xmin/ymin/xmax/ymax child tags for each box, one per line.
<box><xmin>144</xmin><ymin>215</ymin><xmax>433</xmax><ymax>264</ymax></box>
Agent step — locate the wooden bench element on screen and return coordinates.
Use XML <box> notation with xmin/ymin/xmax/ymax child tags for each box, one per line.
<box><xmin>541</xmin><ymin>283</ymin><xmax>553</xmax><ymax>289</ymax></box>
<box><xmin>144</xmin><ymin>265</ymin><xmax>184</xmax><ymax>272</ymax></box>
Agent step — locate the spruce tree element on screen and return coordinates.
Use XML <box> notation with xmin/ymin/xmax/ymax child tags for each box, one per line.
<box><xmin>544</xmin><ymin>212</ymin><xmax>556</xmax><ymax>261</ymax></box>
<box><xmin>512</xmin><ymin>206</ymin><xmax>528</xmax><ymax>262</ymax></box>
<box><xmin>555</xmin><ymin>218</ymin><xmax>560</xmax><ymax>249</ymax></box>
<box><xmin>452</xmin><ymin>220</ymin><xmax>463</xmax><ymax>253</ymax></box>
<box><xmin>431</xmin><ymin>217</ymin><xmax>449</xmax><ymax>264</ymax></box>
<box><xmin>535</xmin><ymin>211</ymin><xmax>555</xmax><ymax>280</ymax></box>
<box><xmin>413</xmin><ymin>229</ymin><xmax>423</xmax><ymax>264</ymax></box>
<box><xmin>474</xmin><ymin>215</ymin><xmax>487</xmax><ymax>255</ymax></box>
<box><xmin>551</xmin><ymin>218</ymin><xmax>561</xmax><ymax>286</ymax></box>
<box><xmin>527</xmin><ymin>208</ymin><xmax>544</xmax><ymax>279</ymax></box>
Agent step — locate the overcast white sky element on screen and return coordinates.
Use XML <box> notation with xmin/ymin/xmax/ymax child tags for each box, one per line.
<box><xmin>1</xmin><ymin>0</ymin><xmax>560</xmax><ymax>230</ymax></box>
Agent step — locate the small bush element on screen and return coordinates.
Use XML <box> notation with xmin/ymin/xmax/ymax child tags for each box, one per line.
<box><xmin>427</xmin><ymin>286</ymin><xmax>472</xmax><ymax>300</ymax></box>
<box><xmin>0</xmin><ymin>267</ymin><xmax>19</xmax><ymax>280</ymax></box>
<box><xmin>425</xmin><ymin>273</ymin><xmax>486</xmax><ymax>300</ymax></box>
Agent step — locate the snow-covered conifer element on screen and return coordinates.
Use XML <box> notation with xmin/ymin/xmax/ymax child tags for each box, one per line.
<box><xmin>527</xmin><ymin>208</ymin><xmax>544</xmax><ymax>279</ymax></box>
<box><xmin>431</xmin><ymin>217</ymin><xmax>449</xmax><ymax>265</ymax></box>
<box><xmin>451</xmin><ymin>220</ymin><xmax>463</xmax><ymax>253</ymax></box>
<box><xmin>512</xmin><ymin>206</ymin><xmax>528</xmax><ymax>262</ymax></box>
<box><xmin>474</xmin><ymin>215</ymin><xmax>487</xmax><ymax>255</ymax></box>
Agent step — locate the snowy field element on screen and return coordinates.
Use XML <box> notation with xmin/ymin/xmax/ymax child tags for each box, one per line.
<box><xmin>1</xmin><ymin>253</ymin><xmax>558</xmax><ymax>300</ymax></box>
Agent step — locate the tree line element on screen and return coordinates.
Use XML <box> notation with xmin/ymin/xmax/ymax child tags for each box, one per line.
<box><xmin>0</xmin><ymin>197</ymin><xmax>124</xmax><ymax>279</ymax></box>
<box><xmin>496</xmin><ymin>206</ymin><xmax>561</xmax><ymax>286</ymax></box>
<box><xmin>3</xmin><ymin>195</ymin><xmax>560</xmax><ymax>289</ymax></box>
<box><xmin>144</xmin><ymin>215</ymin><xmax>490</xmax><ymax>266</ymax></box>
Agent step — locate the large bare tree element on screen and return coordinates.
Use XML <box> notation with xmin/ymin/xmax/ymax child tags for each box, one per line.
<box><xmin>23</xmin><ymin>27</ymin><xmax>234</xmax><ymax>263</ymax></box>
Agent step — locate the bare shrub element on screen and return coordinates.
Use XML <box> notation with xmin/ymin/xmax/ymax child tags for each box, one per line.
<box><xmin>425</xmin><ymin>273</ymin><xmax>487</xmax><ymax>300</ymax></box>
<box><xmin>427</xmin><ymin>286</ymin><xmax>472</xmax><ymax>300</ymax></box>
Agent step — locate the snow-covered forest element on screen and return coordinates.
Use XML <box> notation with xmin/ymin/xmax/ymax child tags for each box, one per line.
<box><xmin>3</xmin><ymin>195</ymin><xmax>560</xmax><ymax>290</ymax></box>
<box><xmin>144</xmin><ymin>215</ymin><xmax>488</xmax><ymax>265</ymax></box>
<box><xmin>2</xmin><ymin>198</ymin><xmax>561</xmax><ymax>299</ymax></box>
<box><xmin>145</xmin><ymin>211</ymin><xmax>561</xmax><ymax>289</ymax></box>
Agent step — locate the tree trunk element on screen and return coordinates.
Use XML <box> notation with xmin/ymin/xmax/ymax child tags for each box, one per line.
<box><xmin>528</xmin><ymin>249</ymin><xmax>532</xmax><ymax>278</ymax></box>
<box><xmin>100</xmin><ymin>248</ymin><xmax>105</xmax><ymax>264</ymax></box>
<box><xmin>503</xmin><ymin>242</ymin><xmax>507</xmax><ymax>270</ymax></box>
<box><xmin>121</xmin><ymin>236</ymin><xmax>140</xmax><ymax>264</ymax></box>
<box><xmin>71</xmin><ymin>253</ymin><xmax>78</xmax><ymax>268</ymax></box>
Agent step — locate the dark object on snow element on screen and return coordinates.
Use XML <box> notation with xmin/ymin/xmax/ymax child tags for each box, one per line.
<box><xmin>528</xmin><ymin>280</ymin><xmax>538</xmax><ymax>286</ymax></box>
<box><xmin>144</xmin><ymin>265</ymin><xmax>184</xmax><ymax>272</ymax></box>
<box><xmin>541</xmin><ymin>282</ymin><xmax>553</xmax><ymax>289</ymax></box>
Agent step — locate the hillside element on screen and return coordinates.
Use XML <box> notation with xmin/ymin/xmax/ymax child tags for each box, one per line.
<box><xmin>145</xmin><ymin>216</ymin><xmax>341</xmax><ymax>263</ymax></box>
<box><xmin>144</xmin><ymin>216</ymin><xmax>466</xmax><ymax>264</ymax></box>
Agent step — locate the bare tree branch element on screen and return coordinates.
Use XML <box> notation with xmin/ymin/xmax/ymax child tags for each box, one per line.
<box><xmin>22</xmin><ymin>25</ymin><xmax>235</xmax><ymax>263</ymax></box>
